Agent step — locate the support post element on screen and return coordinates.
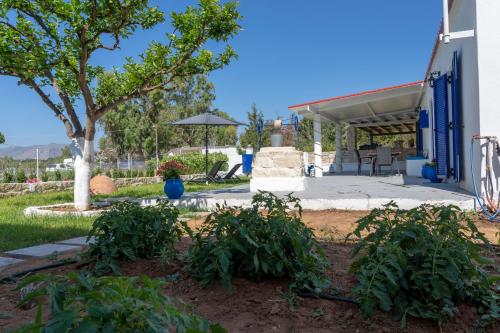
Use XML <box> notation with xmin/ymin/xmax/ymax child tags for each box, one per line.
<box><xmin>313</xmin><ymin>112</ymin><xmax>323</xmax><ymax>177</ymax></box>
<box><xmin>336</xmin><ymin>123</ymin><xmax>343</xmax><ymax>173</ymax></box>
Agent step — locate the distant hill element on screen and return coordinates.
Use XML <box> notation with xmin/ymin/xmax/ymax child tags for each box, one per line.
<box><xmin>0</xmin><ymin>143</ymin><xmax>67</xmax><ymax>160</ymax></box>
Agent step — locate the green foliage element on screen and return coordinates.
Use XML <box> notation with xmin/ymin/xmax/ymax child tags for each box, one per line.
<box><xmin>28</xmin><ymin>170</ymin><xmax>36</xmax><ymax>180</ymax></box>
<box><xmin>0</xmin><ymin>131</ymin><xmax>4</xmax><ymax>144</ymax></box>
<box><xmin>16</xmin><ymin>170</ymin><xmax>27</xmax><ymax>183</ymax></box>
<box><xmin>40</xmin><ymin>172</ymin><xmax>49</xmax><ymax>182</ymax></box>
<box><xmin>187</xmin><ymin>191</ymin><xmax>329</xmax><ymax>292</ymax></box>
<box><xmin>86</xmin><ymin>201</ymin><xmax>186</xmax><ymax>275</ymax></box>
<box><xmin>15</xmin><ymin>273</ymin><xmax>224</xmax><ymax>333</ymax></box>
<box><xmin>163</xmin><ymin>152</ymin><xmax>228</xmax><ymax>174</ymax></box>
<box><xmin>348</xmin><ymin>202</ymin><xmax>499</xmax><ymax>326</ymax></box>
<box><xmin>2</xmin><ymin>171</ymin><xmax>14</xmax><ymax>183</ymax></box>
<box><xmin>53</xmin><ymin>170</ymin><xmax>62</xmax><ymax>181</ymax></box>
<box><xmin>239</xmin><ymin>103</ymin><xmax>269</xmax><ymax>151</ymax></box>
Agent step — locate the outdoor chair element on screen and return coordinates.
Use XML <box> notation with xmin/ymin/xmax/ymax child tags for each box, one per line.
<box><xmin>374</xmin><ymin>147</ymin><xmax>400</xmax><ymax>175</ymax></box>
<box><xmin>217</xmin><ymin>163</ymin><xmax>242</xmax><ymax>182</ymax></box>
<box><xmin>355</xmin><ymin>149</ymin><xmax>375</xmax><ymax>176</ymax></box>
<box><xmin>187</xmin><ymin>160</ymin><xmax>225</xmax><ymax>183</ymax></box>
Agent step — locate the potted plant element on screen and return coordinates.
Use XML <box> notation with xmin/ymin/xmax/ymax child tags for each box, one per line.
<box><xmin>157</xmin><ymin>161</ymin><xmax>185</xmax><ymax>199</ymax></box>
<box><xmin>421</xmin><ymin>160</ymin><xmax>441</xmax><ymax>183</ymax></box>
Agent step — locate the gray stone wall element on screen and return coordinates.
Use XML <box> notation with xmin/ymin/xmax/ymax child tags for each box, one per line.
<box><xmin>0</xmin><ymin>176</ymin><xmax>164</xmax><ymax>197</ymax></box>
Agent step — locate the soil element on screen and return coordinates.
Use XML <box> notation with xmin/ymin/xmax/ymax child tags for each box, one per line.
<box><xmin>47</xmin><ymin>203</ymin><xmax>111</xmax><ymax>212</ymax></box>
<box><xmin>0</xmin><ymin>210</ymin><xmax>498</xmax><ymax>332</ymax></box>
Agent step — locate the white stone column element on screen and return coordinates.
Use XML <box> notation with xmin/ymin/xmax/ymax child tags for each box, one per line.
<box><xmin>335</xmin><ymin>123</ymin><xmax>343</xmax><ymax>173</ymax></box>
<box><xmin>313</xmin><ymin>112</ymin><xmax>323</xmax><ymax>177</ymax></box>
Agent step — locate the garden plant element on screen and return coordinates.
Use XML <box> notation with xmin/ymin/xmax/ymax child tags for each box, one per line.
<box><xmin>187</xmin><ymin>191</ymin><xmax>329</xmax><ymax>292</ymax></box>
<box><xmin>15</xmin><ymin>273</ymin><xmax>225</xmax><ymax>333</ymax></box>
<box><xmin>348</xmin><ymin>202</ymin><xmax>499</xmax><ymax>327</ymax></box>
<box><xmin>86</xmin><ymin>200</ymin><xmax>187</xmax><ymax>275</ymax></box>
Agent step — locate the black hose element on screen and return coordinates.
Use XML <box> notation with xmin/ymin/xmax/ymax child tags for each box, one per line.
<box><xmin>0</xmin><ymin>259</ymin><xmax>79</xmax><ymax>284</ymax></box>
<box><xmin>299</xmin><ymin>292</ymin><xmax>359</xmax><ymax>304</ymax></box>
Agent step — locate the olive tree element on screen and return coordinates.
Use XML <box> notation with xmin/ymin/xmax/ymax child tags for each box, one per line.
<box><xmin>0</xmin><ymin>0</ymin><xmax>240</xmax><ymax>210</ymax></box>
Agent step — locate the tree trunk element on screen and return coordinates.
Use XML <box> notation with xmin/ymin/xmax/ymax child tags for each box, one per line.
<box><xmin>72</xmin><ymin>137</ymin><xmax>94</xmax><ymax>211</ymax></box>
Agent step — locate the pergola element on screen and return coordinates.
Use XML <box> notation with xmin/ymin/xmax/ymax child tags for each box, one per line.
<box><xmin>288</xmin><ymin>81</ymin><xmax>424</xmax><ymax>177</ymax></box>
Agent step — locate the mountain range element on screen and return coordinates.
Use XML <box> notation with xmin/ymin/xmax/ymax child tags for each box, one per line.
<box><xmin>0</xmin><ymin>143</ymin><xmax>67</xmax><ymax>160</ymax></box>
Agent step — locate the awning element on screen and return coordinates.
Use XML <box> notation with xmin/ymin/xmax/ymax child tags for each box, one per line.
<box><xmin>288</xmin><ymin>81</ymin><xmax>424</xmax><ymax>135</ymax></box>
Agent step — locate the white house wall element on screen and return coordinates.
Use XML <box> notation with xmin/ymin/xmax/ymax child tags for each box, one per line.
<box><xmin>420</xmin><ymin>0</ymin><xmax>480</xmax><ymax>193</ymax></box>
<box><xmin>476</xmin><ymin>0</ymin><xmax>500</xmax><ymax>194</ymax></box>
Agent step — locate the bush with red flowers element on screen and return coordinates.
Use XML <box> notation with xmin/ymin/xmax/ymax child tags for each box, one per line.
<box><xmin>156</xmin><ymin>161</ymin><xmax>184</xmax><ymax>180</ymax></box>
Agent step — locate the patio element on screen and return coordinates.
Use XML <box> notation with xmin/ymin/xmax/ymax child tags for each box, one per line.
<box><xmin>162</xmin><ymin>174</ymin><xmax>475</xmax><ymax>211</ymax></box>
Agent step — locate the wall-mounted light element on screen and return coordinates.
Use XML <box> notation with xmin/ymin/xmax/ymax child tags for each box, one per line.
<box><xmin>428</xmin><ymin>71</ymin><xmax>441</xmax><ymax>88</ymax></box>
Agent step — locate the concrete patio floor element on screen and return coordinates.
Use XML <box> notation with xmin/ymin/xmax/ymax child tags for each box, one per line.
<box><xmin>167</xmin><ymin>174</ymin><xmax>475</xmax><ymax>211</ymax></box>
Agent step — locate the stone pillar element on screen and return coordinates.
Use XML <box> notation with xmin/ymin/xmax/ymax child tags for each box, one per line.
<box><xmin>347</xmin><ymin>126</ymin><xmax>357</xmax><ymax>152</ymax></box>
<box><xmin>335</xmin><ymin>123</ymin><xmax>343</xmax><ymax>173</ymax></box>
<box><xmin>313</xmin><ymin>112</ymin><xmax>323</xmax><ymax>177</ymax></box>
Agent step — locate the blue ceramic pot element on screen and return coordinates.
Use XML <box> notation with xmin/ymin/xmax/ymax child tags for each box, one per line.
<box><xmin>164</xmin><ymin>178</ymin><xmax>184</xmax><ymax>199</ymax></box>
<box><xmin>426</xmin><ymin>166</ymin><xmax>440</xmax><ymax>182</ymax></box>
<box><xmin>421</xmin><ymin>165</ymin><xmax>430</xmax><ymax>179</ymax></box>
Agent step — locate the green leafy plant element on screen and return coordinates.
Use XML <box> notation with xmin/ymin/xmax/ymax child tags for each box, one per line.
<box><xmin>53</xmin><ymin>170</ymin><xmax>62</xmax><ymax>181</ymax></box>
<box><xmin>86</xmin><ymin>201</ymin><xmax>187</xmax><ymax>275</ymax></box>
<box><xmin>157</xmin><ymin>161</ymin><xmax>184</xmax><ymax>180</ymax></box>
<box><xmin>162</xmin><ymin>152</ymin><xmax>228</xmax><ymax>175</ymax></box>
<box><xmin>187</xmin><ymin>191</ymin><xmax>329</xmax><ymax>292</ymax></box>
<box><xmin>348</xmin><ymin>202</ymin><xmax>499</xmax><ymax>326</ymax></box>
<box><xmin>15</xmin><ymin>273</ymin><xmax>225</xmax><ymax>333</ymax></box>
<box><xmin>40</xmin><ymin>171</ymin><xmax>49</xmax><ymax>182</ymax></box>
<box><xmin>2</xmin><ymin>171</ymin><xmax>14</xmax><ymax>183</ymax></box>
<box><xmin>16</xmin><ymin>170</ymin><xmax>27</xmax><ymax>183</ymax></box>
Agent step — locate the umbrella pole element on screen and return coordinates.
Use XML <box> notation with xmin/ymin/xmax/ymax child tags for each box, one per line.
<box><xmin>205</xmin><ymin>124</ymin><xmax>208</xmax><ymax>176</ymax></box>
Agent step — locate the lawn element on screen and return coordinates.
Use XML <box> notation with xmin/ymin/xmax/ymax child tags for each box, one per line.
<box><xmin>0</xmin><ymin>180</ymin><xmax>247</xmax><ymax>252</ymax></box>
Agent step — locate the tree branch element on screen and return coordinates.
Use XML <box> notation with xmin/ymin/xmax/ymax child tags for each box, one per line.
<box><xmin>24</xmin><ymin>78</ymin><xmax>75</xmax><ymax>138</ymax></box>
<box><xmin>46</xmin><ymin>71</ymin><xmax>83</xmax><ymax>136</ymax></box>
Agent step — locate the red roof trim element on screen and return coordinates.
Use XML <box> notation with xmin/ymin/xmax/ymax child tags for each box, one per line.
<box><xmin>288</xmin><ymin>80</ymin><xmax>424</xmax><ymax>110</ymax></box>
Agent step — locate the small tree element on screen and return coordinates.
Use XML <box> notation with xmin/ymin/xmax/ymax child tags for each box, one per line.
<box><xmin>0</xmin><ymin>0</ymin><xmax>240</xmax><ymax>210</ymax></box>
<box><xmin>0</xmin><ymin>131</ymin><xmax>5</xmax><ymax>144</ymax></box>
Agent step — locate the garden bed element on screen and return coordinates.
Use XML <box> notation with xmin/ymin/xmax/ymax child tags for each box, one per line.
<box><xmin>0</xmin><ymin>210</ymin><xmax>498</xmax><ymax>332</ymax></box>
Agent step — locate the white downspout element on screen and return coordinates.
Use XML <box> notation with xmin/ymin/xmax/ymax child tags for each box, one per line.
<box><xmin>442</xmin><ymin>0</ymin><xmax>451</xmax><ymax>44</ymax></box>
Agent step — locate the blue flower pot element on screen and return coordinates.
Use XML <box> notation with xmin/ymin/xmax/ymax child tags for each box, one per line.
<box><xmin>164</xmin><ymin>178</ymin><xmax>184</xmax><ymax>199</ymax></box>
<box><xmin>425</xmin><ymin>166</ymin><xmax>441</xmax><ymax>183</ymax></box>
<box><xmin>421</xmin><ymin>165</ymin><xmax>430</xmax><ymax>179</ymax></box>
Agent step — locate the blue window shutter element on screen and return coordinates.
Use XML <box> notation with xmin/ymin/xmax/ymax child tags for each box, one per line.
<box><xmin>433</xmin><ymin>74</ymin><xmax>450</xmax><ymax>177</ymax></box>
<box><xmin>451</xmin><ymin>51</ymin><xmax>462</xmax><ymax>182</ymax></box>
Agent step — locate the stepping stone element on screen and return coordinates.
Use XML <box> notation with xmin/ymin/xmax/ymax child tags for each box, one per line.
<box><xmin>0</xmin><ymin>256</ymin><xmax>24</xmax><ymax>267</ymax></box>
<box><xmin>6</xmin><ymin>244</ymin><xmax>81</xmax><ymax>258</ymax></box>
<box><xmin>57</xmin><ymin>236</ymin><xmax>95</xmax><ymax>246</ymax></box>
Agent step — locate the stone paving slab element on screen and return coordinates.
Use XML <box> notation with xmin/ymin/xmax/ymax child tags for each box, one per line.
<box><xmin>0</xmin><ymin>256</ymin><xmax>24</xmax><ymax>267</ymax></box>
<box><xmin>6</xmin><ymin>243</ymin><xmax>82</xmax><ymax>257</ymax></box>
<box><xmin>57</xmin><ymin>236</ymin><xmax>95</xmax><ymax>246</ymax></box>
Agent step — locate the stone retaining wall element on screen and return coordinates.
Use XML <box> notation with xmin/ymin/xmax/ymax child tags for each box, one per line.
<box><xmin>0</xmin><ymin>176</ymin><xmax>165</xmax><ymax>197</ymax></box>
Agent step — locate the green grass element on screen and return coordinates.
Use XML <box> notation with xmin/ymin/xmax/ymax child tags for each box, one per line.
<box><xmin>0</xmin><ymin>180</ymin><xmax>247</xmax><ymax>252</ymax></box>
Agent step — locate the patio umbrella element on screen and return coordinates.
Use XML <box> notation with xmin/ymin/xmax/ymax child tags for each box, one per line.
<box><xmin>171</xmin><ymin>112</ymin><xmax>246</xmax><ymax>176</ymax></box>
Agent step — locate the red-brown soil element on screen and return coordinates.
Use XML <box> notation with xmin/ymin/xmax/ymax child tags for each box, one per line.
<box><xmin>0</xmin><ymin>210</ymin><xmax>498</xmax><ymax>332</ymax></box>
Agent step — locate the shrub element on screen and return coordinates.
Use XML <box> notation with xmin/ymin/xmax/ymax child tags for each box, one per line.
<box><xmin>163</xmin><ymin>152</ymin><xmax>228</xmax><ymax>175</ymax></box>
<box><xmin>16</xmin><ymin>273</ymin><xmax>224</xmax><ymax>333</ymax></box>
<box><xmin>348</xmin><ymin>202</ymin><xmax>499</xmax><ymax>326</ymax></box>
<box><xmin>40</xmin><ymin>171</ymin><xmax>49</xmax><ymax>182</ymax></box>
<box><xmin>54</xmin><ymin>170</ymin><xmax>62</xmax><ymax>181</ymax></box>
<box><xmin>86</xmin><ymin>201</ymin><xmax>186</xmax><ymax>275</ymax></box>
<box><xmin>187</xmin><ymin>191</ymin><xmax>329</xmax><ymax>292</ymax></box>
<box><xmin>2</xmin><ymin>171</ymin><xmax>14</xmax><ymax>183</ymax></box>
<box><xmin>16</xmin><ymin>170</ymin><xmax>27</xmax><ymax>183</ymax></box>
<box><xmin>111</xmin><ymin>168</ymin><xmax>124</xmax><ymax>178</ymax></box>
<box><xmin>28</xmin><ymin>170</ymin><xmax>36</xmax><ymax>180</ymax></box>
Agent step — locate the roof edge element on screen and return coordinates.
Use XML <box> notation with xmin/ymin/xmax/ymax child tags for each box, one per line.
<box><xmin>288</xmin><ymin>80</ymin><xmax>424</xmax><ymax>110</ymax></box>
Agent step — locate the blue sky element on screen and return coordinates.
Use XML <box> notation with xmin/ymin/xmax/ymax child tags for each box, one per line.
<box><xmin>0</xmin><ymin>0</ymin><xmax>442</xmax><ymax>147</ymax></box>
